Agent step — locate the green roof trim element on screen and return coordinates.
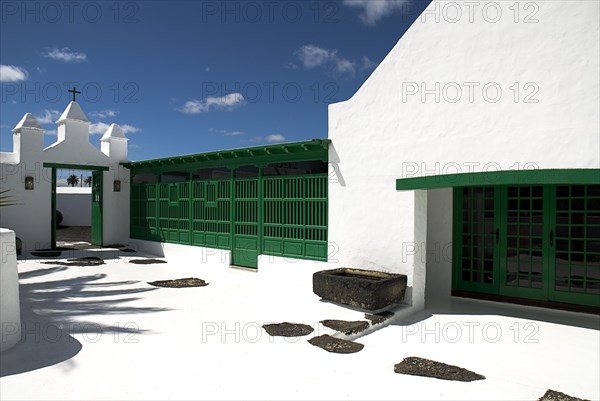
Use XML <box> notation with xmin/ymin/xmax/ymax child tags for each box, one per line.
<box><xmin>122</xmin><ymin>139</ymin><xmax>331</xmax><ymax>172</ymax></box>
<box><xmin>43</xmin><ymin>163</ymin><xmax>110</xmax><ymax>171</ymax></box>
<box><xmin>396</xmin><ymin>169</ymin><xmax>600</xmax><ymax>190</ymax></box>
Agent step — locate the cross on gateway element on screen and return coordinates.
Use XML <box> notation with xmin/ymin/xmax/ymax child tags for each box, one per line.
<box><xmin>68</xmin><ymin>87</ymin><xmax>81</xmax><ymax>102</ymax></box>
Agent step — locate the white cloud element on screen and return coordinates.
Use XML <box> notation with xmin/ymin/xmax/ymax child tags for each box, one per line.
<box><xmin>44</xmin><ymin>47</ymin><xmax>87</xmax><ymax>62</ymax></box>
<box><xmin>89</xmin><ymin>109</ymin><xmax>118</xmax><ymax>119</ymax></box>
<box><xmin>265</xmin><ymin>134</ymin><xmax>286</xmax><ymax>143</ymax></box>
<box><xmin>89</xmin><ymin>122</ymin><xmax>110</xmax><ymax>135</ymax></box>
<box><xmin>293</xmin><ymin>45</ymin><xmax>377</xmax><ymax>78</ymax></box>
<box><xmin>121</xmin><ymin>124</ymin><xmax>141</xmax><ymax>134</ymax></box>
<box><xmin>0</xmin><ymin>65</ymin><xmax>28</xmax><ymax>82</ymax></box>
<box><xmin>35</xmin><ymin>109</ymin><xmax>61</xmax><ymax>125</ymax></box>
<box><xmin>360</xmin><ymin>56</ymin><xmax>377</xmax><ymax>71</ymax></box>
<box><xmin>89</xmin><ymin>122</ymin><xmax>140</xmax><ymax>135</ymax></box>
<box><xmin>295</xmin><ymin>45</ymin><xmax>337</xmax><ymax>69</ymax></box>
<box><xmin>178</xmin><ymin>93</ymin><xmax>246</xmax><ymax>114</ymax></box>
<box><xmin>210</xmin><ymin>128</ymin><xmax>245</xmax><ymax>137</ymax></box>
<box><xmin>343</xmin><ymin>0</ymin><xmax>407</xmax><ymax>25</ymax></box>
<box><xmin>334</xmin><ymin>58</ymin><xmax>357</xmax><ymax>78</ymax></box>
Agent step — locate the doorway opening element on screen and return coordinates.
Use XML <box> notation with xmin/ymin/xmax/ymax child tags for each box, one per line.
<box><xmin>50</xmin><ymin>165</ymin><xmax>106</xmax><ymax>249</ymax></box>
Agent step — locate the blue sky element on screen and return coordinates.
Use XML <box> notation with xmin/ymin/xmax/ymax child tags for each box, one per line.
<box><xmin>1</xmin><ymin>0</ymin><xmax>429</xmax><ymax>161</ymax></box>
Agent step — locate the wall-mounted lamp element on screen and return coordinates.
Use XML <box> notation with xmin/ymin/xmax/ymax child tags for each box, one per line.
<box><xmin>113</xmin><ymin>180</ymin><xmax>121</xmax><ymax>192</ymax></box>
<box><xmin>25</xmin><ymin>176</ymin><xmax>34</xmax><ymax>190</ymax></box>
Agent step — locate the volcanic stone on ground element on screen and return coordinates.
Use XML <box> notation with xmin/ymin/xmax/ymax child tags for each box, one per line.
<box><xmin>308</xmin><ymin>335</ymin><xmax>364</xmax><ymax>354</ymax></box>
<box><xmin>148</xmin><ymin>278</ymin><xmax>208</xmax><ymax>288</ymax></box>
<box><xmin>320</xmin><ymin>319</ymin><xmax>369</xmax><ymax>335</ymax></box>
<box><xmin>538</xmin><ymin>390</ymin><xmax>589</xmax><ymax>401</ymax></box>
<box><xmin>42</xmin><ymin>257</ymin><xmax>105</xmax><ymax>267</ymax></box>
<box><xmin>394</xmin><ymin>357</ymin><xmax>485</xmax><ymax>382</ymax></box>
<box><xmin>364</xmin><ymin>311</ymin><xmax>395</xmax><ymax>325</ymax></box>
<box><xmin>262</xmin><ymin>322</ymin><xmax>314</xmax><ymax>337</ymax></box>
<box><xmin>129</xmin><ymin>259</ymin><xmax>167</xmax><ymax>265</ymax></box>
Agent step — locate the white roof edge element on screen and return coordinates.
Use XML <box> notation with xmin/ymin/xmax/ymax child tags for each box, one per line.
<box><xmin>13</xmin><ymin>113</ymin><xmax>44</xmax><ymax>132</ymax></box>
<box><xmin>100</xmin><ymin>123</ymin><xmax>128</xmax><ymax>141</ymax></box>
<box><xmin>56</xmin><ymin>101</ymin><xmax>90</xmax><ymax>123</ymax></box>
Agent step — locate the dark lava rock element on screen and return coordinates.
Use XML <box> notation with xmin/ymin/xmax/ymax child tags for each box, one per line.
<box><xmin>129</xmin><ymin>259</ymin><xmax>167</xmax><ymax>265</ymax></box>
<box><xmin>148</xmin><ymin>278</ymin><xmax>208</xmax><ymax>288</ymax></box>
<box><xmin>262</xmin><ymin>322</ymin><xmax>314</xmax><ymax>337</ymax></box>
<box><xmin>320</xmin><ymin>319</ymin><xmax>369</xmax><ymax>335</ymax></box>
<box><xmin>394</xmin><ymin>357</ymin><xmax>485</xmax><ymax>382</ymax></box>
<box><xmin>313</xmin><ymin>268</ymin><xmax>407</xmax><ymax>311</ymax></box>
<box><xmin>42</xmin><ymin>257</ymin><xmax>105</xmax><ymax>267</ymax></box>
<box><xmin>119</xmin><ymin>248</ymin><xmax>137</xmax><ymax>253</ymax></box>
<box><xmin>31</xmin><ymin>251</ymin><xmax>62</xmax><ymax>258</ymax></box>
<box><xmin>538</xmin><ymin>390</ymin><xmax>589</xmax><ymax>401</ymax></box>
<box><xmin>365</xmin><ymin>311</ymin><xmax>395</xmax><ymax>325</ymax></box>
<box><xmin>308</xmin><ymin>334</ymin><xmax>364</xmax><ymax>354</ymax></box>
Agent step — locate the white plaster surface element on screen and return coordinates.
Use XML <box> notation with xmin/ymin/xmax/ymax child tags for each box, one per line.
<box><xmin>1</xmin><ymin>253</ymin><xmax>598</xmax><ymax>400</ymax></box>
<box><xmin>327</xmin><ymin>0</ymin><xmax>600</xmax><ymax>318</ymax></box>
<box><xmin>0</xmin><ymin>229</ymin><xmax>21</xmax><ymax>352</ymax></box>
<box><xmin>56</xmin><ymin>190</ymin><xmax>92</xmax><ymax>227</ymax></box>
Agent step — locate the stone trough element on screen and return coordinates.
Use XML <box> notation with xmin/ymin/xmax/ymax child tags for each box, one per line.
<box><xmin>313</xmin><ymin>268</ymin><xmax>407</xmax><ymax>311</ymax></box>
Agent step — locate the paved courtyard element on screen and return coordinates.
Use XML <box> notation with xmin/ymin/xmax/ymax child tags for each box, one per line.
<box><xmin>1</xmin><ymin>249</ymin><xmax>598</xmax><ymax>400</ymax></box>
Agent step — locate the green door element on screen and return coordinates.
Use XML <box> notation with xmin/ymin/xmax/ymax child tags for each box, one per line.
<box><xmin>232</xmin><ymin>172</ymin><xmax>260</xmax><ymax>268</ymax></box>
<box><xmin>549</xmin><ymin>185</ymin><xmax>600</xmax><ymax>307</ymax></box>
<box><xmin>498</xmin><ymin>185</ymin><xmax>549</xmax><ymax>300</ymax></box>
<box><xmin>453</xmin><ymin>186</ymin><xmax>500</xmax><ymax>294</ymax></box>
<box><xmin>91</xmin><ymin>171</ymin><xmax>103</xmax><ymax>246</ymax></box>
<box><xmin>454</xmin><ymin>184</ymin><xmax>600</xmax><ymax>308</ymax></box>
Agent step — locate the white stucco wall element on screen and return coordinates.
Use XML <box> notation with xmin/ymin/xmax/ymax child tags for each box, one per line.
<box><xmin>0</xmin><ymin>229</ymin><xmax>21</xmax><ymax>352</ymax></box>
<box><xmin>56</xmin><ymin>188</ymin><xmax>92</xmax><ymax>227</ymax></box>
<box><xmin>0</xmin><ymin>103</ymin><xmax>130</xmax><ymax>250</ymax></box>
<box><xmin>425</xmin><ymin>188</ymin><xmax>453</xmax><ymax>302</ymax></box>
<box><xmin>327</xmin><ymin>1</ymin><xmax>599</xmax><ymax>312</ymax></box>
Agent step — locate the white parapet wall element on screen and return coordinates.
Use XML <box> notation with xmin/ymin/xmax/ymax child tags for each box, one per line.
<box><xmin>0</xmin><ymin>228</ymin><xmax>21</xmax><ymax>352</ymax></box>
<box><xmin>56</xmin><ymin>187</ymin><xmax>92</xmax><ymax>227</ymax></box>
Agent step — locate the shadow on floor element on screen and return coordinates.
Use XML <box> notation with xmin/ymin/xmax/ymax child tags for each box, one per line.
<box><xmin>392</xmin><ymin>296</ymin><xmax>600</xmax><ymax>331</ymax></box>
<box><xmin>2</xmin><ymin>262</ymin><xmax>172</xmax><ymax>377</ymax></box>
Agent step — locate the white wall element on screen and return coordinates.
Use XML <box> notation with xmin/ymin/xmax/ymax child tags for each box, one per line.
<box><xmin>0</xmin><ymin>103</ymin><xmax>130</xmax><ymax>250</ymax></box>
<box><xmin>425</xmin><ymin>188</ymin><xmax>453</xmax><ymax>303</ymax></box>
<box><xmin>0</xmin><ymin>229</ymin><xmax>21</xmax><ymax>352</ymax></box>
<box><xmin>327</xmin><ymin>1</ymin><xmax>599</xmax><ymax>313</ymax></box>
<box><xmin>56</xmin><ymin>188</ymin><xmax>92</xmax><ymax>226</ymax></box>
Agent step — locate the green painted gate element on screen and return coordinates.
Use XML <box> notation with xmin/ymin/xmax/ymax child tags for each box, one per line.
<box><xmin>130</xmin><ymin>173</ymin><xmax>328</xmax><ymax>268</ymax></box>
<box><xmin>232</xmin><ymin>178</ymin><xmax>260</xmax><ymax>268</ymax></box>
<box><xmin>453</xmin><ymin>184</ymin><xmax>600</xmax><ymax>308</ymax></box>
<box><xmin>91</xmin><ymin>170</ymin><xmax>103</xmax><ymax>246</ymax></box>
<box><xmin>127</xmin><ymin>140</ymin><xmax>330</xmax><ymax>269</ymax></box>
<box><xmin>192</xmin><ymin>179</ymin><xmax>231</xmax><ymax>249</ymax></box>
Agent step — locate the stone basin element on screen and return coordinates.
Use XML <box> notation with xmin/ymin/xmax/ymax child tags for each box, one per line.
<box><xmin>313</xmin><ymin>268</ymin><xmax>407</xmax><ymax>311</ymax></box>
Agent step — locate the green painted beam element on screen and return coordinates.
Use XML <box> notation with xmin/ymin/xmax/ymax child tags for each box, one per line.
<box><xmin>122</xmin><ymin>139</ymin><xmax>330</xmax><ymax>172</ymax></box>
<box><xmin>396</xmin><ymin>169</ymin><xmax>600</xmax><ymax>190</ymax></box>
<box><xmin>43</xmin><ymin>163</ymin><xmax>110</xmax><ymax>171</ymax></box>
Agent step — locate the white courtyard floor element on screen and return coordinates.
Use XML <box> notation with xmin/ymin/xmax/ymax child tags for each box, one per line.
<box><xmin>1</xmin><ymin>249</ymin><xmax>599</xmax><ymax>400</ymax></box>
